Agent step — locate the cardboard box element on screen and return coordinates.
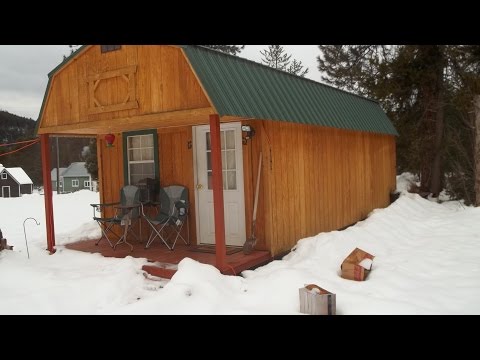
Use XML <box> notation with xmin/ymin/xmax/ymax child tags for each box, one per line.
<box><xmin>299</xmin><ymin>284</ymin><xmax>336</xmax><ymax>315</ymax></box>
<box><xmin>341</xmin><ymin>247</ymin><xmax>374</xmax><ymax>281</ymax></box>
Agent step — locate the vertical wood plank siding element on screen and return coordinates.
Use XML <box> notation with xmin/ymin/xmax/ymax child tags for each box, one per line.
<box><xmin>40</xmin><ymin>46</ymin><xmax>210</xmax><ymax>129</ymax></box>
<box><xmin>260</xmin><ymin>120</ymin><xmax>396</xmax><ymax>256</ymax></box>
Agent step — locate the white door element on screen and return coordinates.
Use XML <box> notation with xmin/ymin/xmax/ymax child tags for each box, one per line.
<box><xmin>194</xmin><ymin>122</ymin><xmax>246</xmax><ymax>246</ymax></box>
<box><xmin>2</xmin><ymin>186</ymin><xmax>10</xmax><ymax>198</ymax></box>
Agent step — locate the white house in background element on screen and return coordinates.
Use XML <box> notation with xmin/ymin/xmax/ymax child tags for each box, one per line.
<box><xmin>0</xmin><ymin>163</ymin><xmax>34</xmax><ymax>198</ymax></box>
<box><xmin>51</xmin><ymin>167</ymin><xmax>67</xmax><ymax>192</ymax></box>
<box><xmin>59</xmin><ymin>162</ymin><xmax>92</xmax><ymax>193</ymax></box>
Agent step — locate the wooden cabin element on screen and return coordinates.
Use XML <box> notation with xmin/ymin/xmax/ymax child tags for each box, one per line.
<box><xmin>36</xmin><ymin>45</ymin><xmax>396</xmax><ymax>272</ymax></box>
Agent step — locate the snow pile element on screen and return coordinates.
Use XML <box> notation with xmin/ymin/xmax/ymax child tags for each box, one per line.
<box><xmin>396</xmin><ymin>172</ymin><xmax>418</xmax><ymax>193</ymax></box>
<box><xmin>119</xmin><ymin>192</ymin><xmax>480</xmax><ymax>314</ymax></box>
<box><xmin>0</xmin><ymin>190</ymin><xmax>100</xmax><ymax>255</ymax></box>
<box><xmin>1</xmin><ymin>184</ymin><xmax>480</xmax><ymax>314</ymax></box>
<box><xmin>358</xmin><ymin>258</ymin><xmax>373</xmax><ymax>269</ymax></box>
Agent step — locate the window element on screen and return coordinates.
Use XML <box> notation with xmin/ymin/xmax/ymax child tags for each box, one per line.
<box><xmin>101</xmin><ymin>45</ymin><xmax>121</xmax><ymax>53</ymax></box>
<box><xmin>206</xmin><ymin>130</ymin><xmax>237</xmax><ymax>190</ymax></box>
<box><xmin>59</xmin><ymin>181</ymin><xmax>63</xmax><ymax>188</ymax></box>
<box><xmin>84</xmin><ymin>181</ymin><xmax>91</xmax><ymax>188</ymax></box>
<box><xmin>123</xmin><ymin>130</ymin><xmax>159</xmax><ymax>186</ymax></box>
<box><xmin>1</xmin><ymin>172</ymin><xmax>6</xmax><ymax>180</ymax></box>
<box><xmin>72</xmin><ymin>179</ymin><xmax>79</xmax><ymax>187</ymax></box>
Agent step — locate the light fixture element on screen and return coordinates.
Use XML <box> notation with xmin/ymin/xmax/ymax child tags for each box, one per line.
<box><xmin>105</xmin><ymin>133</ymin><xmax>115</xmax><ymax>147</ymax></box>
<box><xmin>241</xmin><ymin>125</ymin><xmax>255</xmax><ymax>140</ymax></box>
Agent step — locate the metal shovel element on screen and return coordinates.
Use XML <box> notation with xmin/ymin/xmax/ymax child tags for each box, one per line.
<box><xmin>243</xmin><ymin>152</ymin><xmax>262</xmax><ymax>255</ymax></box>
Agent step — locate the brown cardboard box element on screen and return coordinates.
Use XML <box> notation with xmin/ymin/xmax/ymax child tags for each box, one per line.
<box><xmin>341</xmin><ymin>248</ymin><xmax>375</xmax><ymax>281</ymax></box>
<box><xmin>299</xmin><ymin>284</ymin><xmax>336</xmax><ymax>315</ymax></box>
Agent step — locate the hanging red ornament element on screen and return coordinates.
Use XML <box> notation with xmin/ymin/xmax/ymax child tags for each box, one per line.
<box><xmin>105</xmin><ymin>133</ymin><xmax>115</xmax><ymax>147</ymax></box>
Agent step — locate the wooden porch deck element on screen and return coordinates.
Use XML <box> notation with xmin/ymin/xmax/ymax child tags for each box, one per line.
<box><xmin>66</xmin><ymin>239</ymin><xmax>272</xmax><ymax>279</ymax></box>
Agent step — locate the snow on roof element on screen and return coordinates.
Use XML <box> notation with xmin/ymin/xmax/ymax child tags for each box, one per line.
<box><xmin>5</xmin><ymin>167</ymin><xmax>33</xmax><ymax>185</ymax></box>
<box><xmin>62</xmin><ymin>162</ymin><xmax>89</xmax><ymax>178</ymax></box>
<box><xmin>50</xmin><ymin>168</ymin><xmax>67</xmax><ymax>181</ymax></box>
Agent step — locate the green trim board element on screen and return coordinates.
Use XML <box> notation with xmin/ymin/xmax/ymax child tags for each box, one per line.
<box><xmin>122</xmin><ymin>129</ymin><xmax>159</xmax><ymax>186</ymax></box>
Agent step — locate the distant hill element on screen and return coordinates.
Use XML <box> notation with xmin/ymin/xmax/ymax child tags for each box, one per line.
<box><xmin>0</xmin><ymin>110</ymin><xmax>36</xmax><ymax>143</ymax></box>
<box><xmin>0</xmin><ymin>110</ymin><xmax>91</xmax><ymax>185</ymax></box>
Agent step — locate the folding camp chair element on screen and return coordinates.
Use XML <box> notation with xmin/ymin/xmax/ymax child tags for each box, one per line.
<box><xmin>142</xmin><ymin>185</ymin><xmax>189</xmax><ymax>250</ymax></box>
<box><xmin>90</xmin><ymin>185</ymin><xmax>142</xmax><ymax>250</ymax></box>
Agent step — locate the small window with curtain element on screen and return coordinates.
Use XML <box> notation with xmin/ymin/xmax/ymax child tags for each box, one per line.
<box><xmin>101</xmin><ymin>45</ymin><xmax>121</xmax><ymax>53</ymax></box>
<box><xmin>123</xmin><ymin>130</ymin><xmax>159</xmax><ymax>186</ymax></box>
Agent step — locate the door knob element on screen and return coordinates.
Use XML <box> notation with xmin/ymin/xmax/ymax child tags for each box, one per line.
<box><xmin>196</xmin><ymin>183</ymin><xmax>204</xmax><ymax>190</ymax></box>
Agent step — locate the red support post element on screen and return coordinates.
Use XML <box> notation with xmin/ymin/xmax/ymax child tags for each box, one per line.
<box><xmin>40</xmin><ymin>134</ymin><xmax>56</xmax><ymax>253</ymax></box>
<box><xmin>209</xmin><ymin>114</ymin><xmax>226</xmax><ymax>269</ymax></box>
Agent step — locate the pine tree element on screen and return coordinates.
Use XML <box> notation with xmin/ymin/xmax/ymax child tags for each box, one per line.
<box><xmin>288</xmin><ymin>59</ymin><xmax>309</xmax><ymax>77</ymax></box>
<box><xmin>260</xmin><ymin>45</ymin><xmax>291</xmax><ymax>71</ymax></box>
<box><xmin>202</xmin><ymin>45</ymin><xmax>245</xmax><ymax>56</ymax></box>
<box><xmin>260</xmin><ymin>45</ymin><xmax>309</xmax><ymax>77</ymax></box>
<box><xmin>83</xmin><ymin>139</ymin><xmax>98</xmax><ymax>180</ymax></box>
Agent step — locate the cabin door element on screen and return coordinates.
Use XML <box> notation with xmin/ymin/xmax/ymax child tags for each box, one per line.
<box><xmin>193</xmin><ymin>122</ymin><xmax>246</xmax><ymax>246</ymax></box>
<box><xmin>2</xmin><ymin>186</ymin><xmax>10</xmax><ymax>198</ymax></box>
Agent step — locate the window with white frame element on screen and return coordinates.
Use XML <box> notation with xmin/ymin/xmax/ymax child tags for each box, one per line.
<box><xmin>84</xmin><ymin>180</ymin><xmax>91</xmax><ymax>188</ymax></box>
<box><xmin>59</xmin><ymin>181</ymin><xmax>63</xmax><ymax>187</ymax></box>
<box><xmin>72</xmin><ymin>179</ymin><xmax>79</xmax><ymax>187</ymax></box>
<box><xmin>1</xmin><ymin>172</ymin><xmax>6</xmax><ymax>180</ymax></box>
<box><xmin>126</xmin><ymin>133</ymin><xmax>156</xmax><ymax>185</ymax></box>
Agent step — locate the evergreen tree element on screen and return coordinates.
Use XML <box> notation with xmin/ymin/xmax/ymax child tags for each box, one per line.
<box><xmin>260</xmin><ymin>45</ymin><xmax>309</xmax><ymax>77</ymax></box>
<box><xmin>83</xmin><ymin>139</ymin><xmax>98</xmax><ymax>180</ymax></box>
<box><xmin>202</xmin><ymin>45</ymin><xmax>245</xmax><ymax>55</ymax></box>
<box><xmin>288</xmin><ymin>59</ymin><xmax>309</xmax><ymax>77</ymax></box>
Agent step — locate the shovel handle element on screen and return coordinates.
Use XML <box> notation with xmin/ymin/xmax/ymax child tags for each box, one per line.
<box><xmin>252</xmin><ymin>152</ymin><xmax>262</xmax><ymax>222</ymax></box>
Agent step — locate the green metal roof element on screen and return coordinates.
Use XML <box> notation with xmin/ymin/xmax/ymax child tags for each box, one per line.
<box><xmin>183</xmin><ymin>46</ymin><xmax>397</xmax><ymax>136</ymax></box>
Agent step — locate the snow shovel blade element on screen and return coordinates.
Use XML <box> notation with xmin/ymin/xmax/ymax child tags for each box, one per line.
<box><xmin>243</xmin><ymin>236</ymin><xmax>256</xmax><ymax>255</ymax></box>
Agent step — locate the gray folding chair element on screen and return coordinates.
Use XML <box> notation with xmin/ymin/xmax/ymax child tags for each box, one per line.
<box><xmin>90</xmin><ymin>185</ymin><xmax>142</xmax><ymax>250</ymax></box>
<box><xmin>142</xmin><ymin>185</ymin><xmax>189</xmax><ymax>250</ymax></box>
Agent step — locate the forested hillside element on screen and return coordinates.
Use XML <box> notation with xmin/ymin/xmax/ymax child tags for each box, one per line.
<box><xmin>0</xmin><ymin>110</ymin><xmax>92</xmax><ymax>185</ymax></box>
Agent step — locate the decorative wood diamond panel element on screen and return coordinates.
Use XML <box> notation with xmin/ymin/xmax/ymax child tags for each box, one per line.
<box><xmin>87</xmin><ymin>65</ymin><xmax>138</xmax><ymax>114</ymax></box>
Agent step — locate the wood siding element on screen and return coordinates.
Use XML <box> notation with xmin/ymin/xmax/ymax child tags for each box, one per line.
<box><xmin>39</xmin><ymin>45</ymin><xmax>211</xmax><ymax>135</ymax></box>
<box><xmin>259</xmin><ymin>120</ymin><xmax>396</xmax><ymax>256</ymax></box>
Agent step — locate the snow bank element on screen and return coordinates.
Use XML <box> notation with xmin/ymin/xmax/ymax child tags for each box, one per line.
<box><xmin>1</xmin><ymin>182</ymin><xmax>480</xmax><ymax>314</ymax></box>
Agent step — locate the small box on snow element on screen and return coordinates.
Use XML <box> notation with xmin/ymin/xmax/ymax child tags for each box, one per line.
<box><xmin>299</xmin><ymin>284</ymin><xmax>336</xmax><ymax>315</ymax></box>
<box><xmin>341</xmin><ymin>247</ymin><xmax>374</xmax><ymax>281</ymax></box>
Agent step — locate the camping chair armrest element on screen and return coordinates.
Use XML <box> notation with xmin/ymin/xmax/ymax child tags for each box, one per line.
<box><xmin>140</xmin><ymin>201</ymin><xmax>160</xmax><ymax>217</ymax></box>
<box><xmin>90</xmin><ymin>202</ymin><xmax>120</xmax><ymax>208</ymax></box>
<box><xmin>90</xmin><ymin>202</ymin><xmax>120</xmax><ymax>216</ymax></box>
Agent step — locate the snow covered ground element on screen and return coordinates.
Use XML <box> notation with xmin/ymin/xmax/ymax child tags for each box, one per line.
<box><xmin>1</xmin><ymin>177</ymin><xmax>480</xmax><ymax>314</ymax></box>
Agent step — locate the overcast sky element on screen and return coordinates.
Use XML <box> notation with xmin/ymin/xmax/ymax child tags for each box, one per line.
<box><xmin>0</xmin><ymin>45</ymin><xmax>320</xmax><ymax>120</ymax></box>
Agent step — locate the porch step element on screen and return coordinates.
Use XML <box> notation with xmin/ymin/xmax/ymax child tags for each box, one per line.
<box><xmin>142</xmin><ymin>262</ymin><xmax>178</xmax><ymax>279</ymax></box>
